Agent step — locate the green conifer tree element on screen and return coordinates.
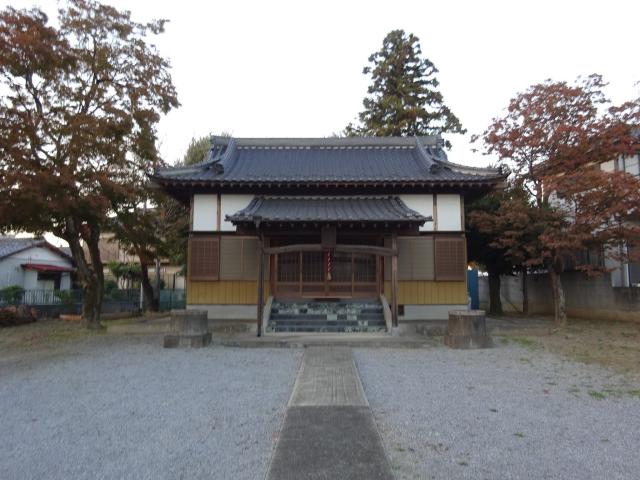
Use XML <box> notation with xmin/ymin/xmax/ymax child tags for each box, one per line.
<box><xmin>346</xmin><ymin>29</ymin><xmax>465</xmax><ymax>146</ymax></box>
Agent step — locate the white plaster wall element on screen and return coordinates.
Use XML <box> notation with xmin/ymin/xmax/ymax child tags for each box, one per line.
<box><xmin>401</xmin><ymin>304</ymin><xmax>468</xmax><ymax>321</ymax></box>
<box><xmin>221</xmin><ymin>194</ymin><xmax>254</xmax><ymax>231</ymax></box>
<box><xmin>192</xmin><ymin>194</ymin><xmax>218</xmax><ymax>231</ymax></box>
<box><xmin>24</xmin><ymin>270</ymin><xmax>39</xmax><ymax>289</ymax></box>
<box><xmin>0</xmin><ymin>258</ymin><xmax>24</xmax><ymax>288</ymax></box>
<box><xmin>436</xmin><ymin>194</ymin><xmax>462</xmax><ymax>231</ymax></box>
<box><xmin>623</xmin><ymin>155</ymin><xmax>639</xmax><ymax>176</ymax></box>
<box><xmin>398</xmin><ymin>194</ymin><xmax>434</xmax><ymax>231</ymax></box>
<box><xmin>601</xmin><ymin>159</ymin><xmax>615</xmax><ymax>172</ymax></box>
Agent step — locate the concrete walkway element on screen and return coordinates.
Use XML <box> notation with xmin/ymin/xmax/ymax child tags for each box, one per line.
<box><xmin>266</xmin><ymin>347</ymin><xmax>393</xmax><ymax>480</ymax></box>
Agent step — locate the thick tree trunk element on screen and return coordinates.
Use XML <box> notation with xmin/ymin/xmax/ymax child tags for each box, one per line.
<box><xmin>549</xmin><ymin>268</ymin><xmax>567</xmax><ymax>327</ymax></box>
<box><xmin>487</xmin><ymin>270</ymin><xmax>503</xmax><ymax>316</ymax></box>
<box><xmin>63</xmin><ymin>217</ymin><xmax>104</xmax><ymax>329</ymax></box>
<box><xmin>139</xmin><ymin>262</ymin><xmax>159</xmax><ymax>312</ymax></box>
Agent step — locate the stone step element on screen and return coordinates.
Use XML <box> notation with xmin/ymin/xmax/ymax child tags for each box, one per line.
<box><xmin>270</xmin><ymin>320</ymin><xmax>386</xmax><ymax>328</ymax></box>
<box><xmin>268</xmin><ymin>299</ymin><xmax>386</xmax><ymax>333</ymax></box>
<box><xmin>270</xmin><ymin>325</ymin><xmax>387</xmax><ymax>333</ymax></box>
<box><xmin>270</xmin><ymin>313</ymin><xmax>384</xmax><ymax>322</ymax></box>
<box><xmin>271</xmin><ymin>307</ymin><xmax>383</xmax><ymax>315</ymax></box>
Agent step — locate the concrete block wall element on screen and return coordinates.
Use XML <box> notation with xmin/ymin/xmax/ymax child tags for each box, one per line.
<box><xmin>479</xmin><ymin>272</ymin><xmax>640</xmax><ymax>322</ymax></box>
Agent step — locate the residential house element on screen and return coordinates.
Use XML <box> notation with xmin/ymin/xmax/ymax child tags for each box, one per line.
<box><xmin>600</xmin><ymin>153</ymin><xmax>640</xmax><ymax>287</ymax></box>
<box><xmin>0</xmin><ymin>236</ymin><xmax>74</xmax><ymax>291</ymax></box>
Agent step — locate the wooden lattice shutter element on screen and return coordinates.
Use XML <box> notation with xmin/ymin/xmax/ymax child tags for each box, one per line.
<box><xmin>220</xmin><ymin>236</ymin><xmax>260</xmax><ymax>280</ymax></box>
<box><xmin>410</xmin><ymin>237</ymin><xmax>435</xmax><ymax>280</ymax></box>
<box><xmin>385</xmin><ymin>236</ymin><xmax>435</xmax><ymax>281</ymax></box>
<box><xmin>189</xmin><ymin>236</ymin><xmax>220</xmax><ymax>281</ymax></box>
<box><xmin>435</xmin><ymin>237</ymin><xmax>466</xmax><ymax>281</ymax></box>
<box><xmin>220</xmin><ymin>237</ymin><xmax>244</xmax><ymax>280</ymax></box>
<box><xmin>241</xmin><ymin>238</ymin><xmax>259</xmax><ymax>280</ymax></box>
<box><xmin>397</xmin><ymin>238</ymin><xmax>413</xmax><ymax>280</ymax></box>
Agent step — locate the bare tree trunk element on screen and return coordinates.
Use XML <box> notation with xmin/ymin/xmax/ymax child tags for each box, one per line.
<box><xmin>522</xmin><ymin>269</ymin><xmax>529</xmax><ymax>315</ymax></box>
<box><xmin>487</xmin><ymin>269</ymin><xmax>503</xmax><ymax>316</ymax></box>
<box><xmin>549</xmin><ymin>269</ymin><xmax>567</xmax><ymax>327</ymax></box>
<box><xmin>139</xmin><ymin>262</ymin><xmax>158</xmax><ymax>312</ymax></box>
<box><xmin>63</xmin><ymin>217</ymin><xmax>104</xmax><ymax>329</ymax></box>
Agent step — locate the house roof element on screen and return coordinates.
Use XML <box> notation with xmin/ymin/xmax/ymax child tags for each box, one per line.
<box><xmin>0</xmin><ymin>236</ymin><xmax>73</xmax><ymax>262</ymax></box>
<box><xmin>153</xmin><ymin>136</ymin><xmax>505</xmax><ymax>190</ymax></box>
<box><xmin>226</xmin><ymin>196</ymin><xmax>430</xmax><ymax>225</ymax></box>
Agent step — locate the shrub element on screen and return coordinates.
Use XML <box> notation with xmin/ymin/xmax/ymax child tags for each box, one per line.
<box><xmin>0</xmin><ymin>285</ymin><xmax>24</xmax><ymax>305</ymax></box>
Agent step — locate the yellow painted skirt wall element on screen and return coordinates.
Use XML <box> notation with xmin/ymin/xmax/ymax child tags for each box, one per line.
<box><xmin>383</xmin><ymin>281</ymin><xmax>467</xmax><ymax>305</ymax></box>
<box><xmin>188</xmin><ymin>280</ymin><xmax>466</xmax><ymax>305</ymax></box>
<box><xmin>187</xmin><ymin>281</ymin><xmax>270</xmax><ymax>305</ymax></box>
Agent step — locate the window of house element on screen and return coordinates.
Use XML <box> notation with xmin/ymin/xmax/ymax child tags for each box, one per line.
<box><xmin>36</xmin><ymin>272</ymin><xmax>61</xmax><ymax>290</ymax></box>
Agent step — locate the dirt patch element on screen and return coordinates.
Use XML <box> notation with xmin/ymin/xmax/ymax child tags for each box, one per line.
<box><xmin>0</xmin><ymin>318</ymin><xmax>97</xmax><ymax>355</ymax></box>
<box><xmin>491</xmin><ymin>315</ymin><xmax>640</xmax><ymax>376</ymax></box>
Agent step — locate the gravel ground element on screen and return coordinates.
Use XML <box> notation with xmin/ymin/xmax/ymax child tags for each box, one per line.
<box><xmin>355</xmin><ymin>345</ymin><xmax>640</xmax><ymax>480</ymax></box>
<box><xmin>0</xmin><ymin>335</ymin><xmax>301</xmax><ymax>480</ymax></box>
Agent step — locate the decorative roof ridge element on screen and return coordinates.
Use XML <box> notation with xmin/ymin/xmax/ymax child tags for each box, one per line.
<box><xmin>254</xmin><ymin>195</ymin><xmax>400</xmax><ymax>200</ymax></box>
<box><xmin>414</xmin><ymin>136</ymin><xmax>439</xmax><ymax>173</ymax></box>
<box><xmin>388</xmin><ymin>196</ymin><xmax>426</xmax><ymax>219</ymax></box>
<box><xmin>433</xmin><ymin>158</ymin><xmax>505</xmax><ymax>177</ymax></box>
<box><xmin>236</xmin><ymin>145</ymin><xmax>415</xmax><ymax>150</ymax></box>
<box><xmin>231</xmin><ymin>136</ymin><xmax>440</xmax><ymax>147</ymax></box>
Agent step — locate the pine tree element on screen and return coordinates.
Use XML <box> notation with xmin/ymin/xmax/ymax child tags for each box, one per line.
<box><xmin>345</xmin><ymin>29</ymin><xmax>465</xmax><ymax>146</ymax></box>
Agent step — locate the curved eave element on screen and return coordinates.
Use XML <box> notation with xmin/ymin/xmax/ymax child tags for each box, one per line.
<box><xmin>151</xmin><ymin>176</ymin><xmax>506</xmax><ymax>190</ymax></box>
<box><xmin>228</xmin><ymin>219</ymin><xmax>428</xmax><ymax>227</ymax></box>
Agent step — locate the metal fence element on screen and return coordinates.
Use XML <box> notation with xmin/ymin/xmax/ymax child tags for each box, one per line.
<box><xmin>159</xmin><ymin>289</ymin><xmax>186</xmax><ymax>311</ymax></box>
<box><xmin>0</xmin><ymin>288</ymin><xmax>186</xmax><ymax>316</ymax></box>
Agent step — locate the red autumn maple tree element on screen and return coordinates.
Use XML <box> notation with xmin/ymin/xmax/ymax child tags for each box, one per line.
<box><xmin>473</xmin><ymin>75</ymin><xmax>640</xmax><ymax>325</ymax></box>
<box><xmin>0</xmin><ymin>0</ymin><xmax>179</xmax><ymax>327</ymax></box>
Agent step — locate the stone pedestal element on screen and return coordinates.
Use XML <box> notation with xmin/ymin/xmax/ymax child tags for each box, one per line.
<box><xmin>163</xmin><ymin>310</ymin><xmax>211</xmax><ymax>348</ymax></box>
<box><xmin>444</xmin><ymin>310</ymin><xmax>492</xmax><ymax>349</ymax></box>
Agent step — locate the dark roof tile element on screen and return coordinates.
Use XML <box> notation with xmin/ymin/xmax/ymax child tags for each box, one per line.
<box><xmin>154</xmin><ymin>136</ymin><xmax>503</xmax><ymax>187</ymax></box>
<box><xmin>226</xmin><ymin>196</ymin><xmax>431</xmax><ymax>225</ymax></box>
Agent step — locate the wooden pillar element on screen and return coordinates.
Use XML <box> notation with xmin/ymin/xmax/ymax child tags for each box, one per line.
<box><xmin>257</xmin><ymin>233</ymin><xmax>265</xmax><ymax>337</ymax></box>
<box><xmin>391</xmin><ymin>232</ymin><xmax>399</xmax><ymax>328</ymax></box>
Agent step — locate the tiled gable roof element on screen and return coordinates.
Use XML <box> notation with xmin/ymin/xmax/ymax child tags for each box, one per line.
<box><xmin>0</xmin><ymin>236</ymin><xmax>73</xmax><ymax>262</ymax></box>
<box><xmin>0</xmin><ymin>237</ymin><xmax>45</xmax><ymax>260</ymax></box>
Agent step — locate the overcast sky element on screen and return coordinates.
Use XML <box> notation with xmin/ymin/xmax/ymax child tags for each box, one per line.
<box><xmin>6</xmin><ymin>0</ymin><xmax>640</xmax><ymax>170</ymax></box>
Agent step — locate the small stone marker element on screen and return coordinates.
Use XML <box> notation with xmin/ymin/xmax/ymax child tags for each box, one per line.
<box><xmin>163</xmin><ymin>310</ymin><xmax>211</xmax><ymax>348</ymax></box>
<box><xmin>444</xmin><ymin>310</ymin><xmax>492</xmax><ymax>349</ymax></box>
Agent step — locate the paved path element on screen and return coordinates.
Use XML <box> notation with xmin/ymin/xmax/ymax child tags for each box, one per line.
<box><xmin>266</xmin><ymin>347</ymin><xmax>393</xmax><ymax>480</ymax></box>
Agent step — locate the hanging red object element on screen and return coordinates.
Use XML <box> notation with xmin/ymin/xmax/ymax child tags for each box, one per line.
<box><xmin>324</xmin><ymin>250</ymin><xmax>333</xmax><ymax>281</ymax></box>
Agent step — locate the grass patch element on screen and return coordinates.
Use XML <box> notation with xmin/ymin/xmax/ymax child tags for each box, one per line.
<box><xmin>0</xmin><ymin>319</ymin><xmax>97</xmax><ymax>354</ymax></box>
<box><xmin>585</xmin><ymin>388</ymin><xmax>640</xmax><ymax>399</ymax></box>
<box><xmin>496</xmin><ymin>317</ymin><xmax>640</xmax><ymax>375</ymax></box>
<box><xmin>513</xmin><ymin>432</ymin><xmax>525</xmax><ymax>438</ymax></box>
<box><xmin>588</xmin><ymin>390</ymin><xmax>607</xmax><ymax>400</ymax></box>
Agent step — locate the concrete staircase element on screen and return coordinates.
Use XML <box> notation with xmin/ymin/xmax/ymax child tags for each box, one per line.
<box><xmin>267</xmin><ymin>300</ymin><xmax>387</xmax><ymax>333</ymax></box>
